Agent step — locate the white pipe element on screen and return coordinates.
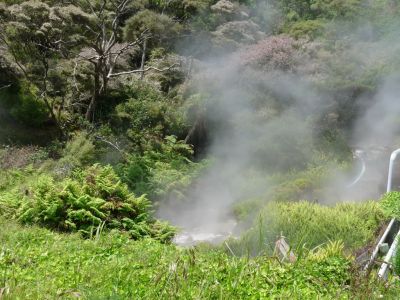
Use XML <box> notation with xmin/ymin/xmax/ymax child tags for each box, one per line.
<box><xmin>378</xmin><ymin>231</ymin><xmax>400</xmax><ymax>279</ymax></box>
<box><xmin>386</xmin><ymin>148</ymin><xmax>400</xmax><ymax>193</ymax></box>
<box><xmin>347</xmin><ymin>150</ymin><xmax>366</xmax><ymax>188</ymax></box>
<box><xmin>364</xmin><ymin>218</ymin><xmax>395</xmax><ymax>271</ymax></box>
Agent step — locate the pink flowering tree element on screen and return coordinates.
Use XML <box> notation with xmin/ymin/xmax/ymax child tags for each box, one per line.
<box><xmin>240</xmin><ymin>36</ymin><xmax>303</xmax><ymax>72</ymax></box>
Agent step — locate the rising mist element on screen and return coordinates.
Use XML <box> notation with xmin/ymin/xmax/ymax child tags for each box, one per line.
<box><xmin>158</xmin><ymin>0</ymin><xmax>400</xmax><ymax>245</ymax></box>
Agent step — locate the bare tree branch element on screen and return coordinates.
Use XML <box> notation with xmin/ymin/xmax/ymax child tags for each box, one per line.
<box><xmin>84</xmin><ymin>0</ymin><xmax>99</xmax><ymax>18</ymax></box>
<box><xmin>72</xmin><ymin>60</ymin><xmax>80</xmax><ymax>93</ymax></box>
<box><xmin>94</xmin><ymin>134</ymin><xmax>125</xmax><ymax>156</ymax></box>
<box><xmin>0</xmin><ymin>84</ymin><xmax>12</xmax><ymax>90</ymax></box>
<box><xmin>107</xmin><ymin>63</ymin><xmax>179</xmax><ymax>78</ymax></box>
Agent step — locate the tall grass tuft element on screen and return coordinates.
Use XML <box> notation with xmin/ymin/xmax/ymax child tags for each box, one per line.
<box><xmin>230</xmin><ymin>201</ymin><xmax>385</xmax><ymax>256</ymax></box>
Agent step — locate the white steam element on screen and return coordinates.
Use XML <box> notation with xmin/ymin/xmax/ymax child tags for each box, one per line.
<box><xmin>158</xmin><ymin>5</ymin><xmax>400</xmax><ymax>245</ymax></box>
<box><xmin>158</xmin><ymin>54</ymin><xmax>333</xmax><ymax>244</ymax></box>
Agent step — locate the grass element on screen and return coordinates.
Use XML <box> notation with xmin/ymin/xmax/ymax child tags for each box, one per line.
<box><xmin>2</xmin><ymin>217</ymin><xmax>400</xmax><ymax>299</ymax></box>
<box><xmin>232</xmin><ymin>162</ymin><xmax>349</xmax><ymax>222</ymax></box>
<box><xmin>231</xmin><ymin>201</ymin><xmax>386</xmax><ymax>256</ymax></box>
<box><xmin>0</xmin><ymin>218</ymin><xmax>360</xmax><ymax>299</ymax></box>
<box><xmin>1</xmin><ymin>196</ymin><xmax>400</xmax><ymax>298</ymax></box>
<box><xmin>379</xmin><ymin>191</ymin><xmax>400</xmax><ymax>219</ymax></box>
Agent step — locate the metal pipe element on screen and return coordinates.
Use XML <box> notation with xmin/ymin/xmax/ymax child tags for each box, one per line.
<box><xmin>364</xmin><ymin>218</ymin><xmax>395</xmax><ymax>271</ymax></box>
<box><xmin>377</xmin><ymin>148</ymin><xmax>400</xmax><ymax>279</ymax></box>
<box><xmin>386</xmin><ymin>148</ymin><xmax>400</xmax><ymax>193</ymax></box>
<box><xmin>378</xmin><ymin>230</ymin><xmax>400</xmax><ymax>279</ymax></box>
<box><xmin>347</xmin><ymin>150</ymin><xmax>366</xmax><ymax>188</ymax></box>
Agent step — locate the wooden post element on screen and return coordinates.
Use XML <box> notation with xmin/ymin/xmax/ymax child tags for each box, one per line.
<box><xmin>275</xmin><ymin>236</ymin><xmax>296</xmax><ymax>262</ymax></box>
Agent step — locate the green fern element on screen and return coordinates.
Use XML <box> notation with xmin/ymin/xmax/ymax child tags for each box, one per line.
<box><xmin>4</xmin><ymin>164</ymin><xmax>175</xmax><ymax>242</ymax></box>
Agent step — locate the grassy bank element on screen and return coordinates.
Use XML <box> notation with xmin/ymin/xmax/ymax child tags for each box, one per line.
<box><xmin>0</xmin><ymin>210</ymin><xmax>398</xmax><ymax>299</ymax></box>
<box><xmin>0</xmin><ymin>220</ymin><xmax>350</xmax><ymax>299</ymax></box>
<box><xmin>0</xmin><ymin>218</ymin><xmax>351</xmax><ymax>299</ymax></box>
<box><xmin>232</xmin><ymin>201</ymin><xmax>386</xmax><ymax>256</ymax></box>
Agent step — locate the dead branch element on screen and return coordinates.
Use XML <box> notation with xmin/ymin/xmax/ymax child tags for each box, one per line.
<box><xmin>94</xmin><ymin>135</ymin><xmax>125</xmax><ymax>156</ymax></box>
<box><xmin>0</xmin><ymin>84</ymin><xmax>12</xmax><ymax>90</ymax></box>
<box><xmin>107</xmin><ymin>63</ymin><xmax>179</xmax><ymax>78</ymax></box>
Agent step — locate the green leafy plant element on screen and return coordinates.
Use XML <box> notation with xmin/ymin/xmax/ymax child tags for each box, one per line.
<box><xmin>9</xmin><ymin>164</ymin><xmax>175</xmax><ymax>242</ymax></box>
<box><xmin>379</xmin><ymin>191</ymin><xmax>400</xmax><ymax>219</ymax></box>
<box><xmin>381</xmin><ymin>192</ymin><xmax>400</xmax><ymax>275</ymax></box>
<box><xmin>59</xmin><ymin>131</ymin><xmax>96</xmax><ymax>167</ymax></box>
<box><xmin>286</xmin><ymin>19</ymin><xmax>325</xmax><ymax>39</ymax></box>
<box><xmin>0</xmin><ymin>81</ymin><xmax>49</xmax><ymax>126</ymax></box>
<box><xmin>112</xmin><ymin>82</ymin><xmax>186</xmax><ymax>152</ymax></box>
<box><xmin>118</xmin><ymin>136</ymin><xmax>205</xmax><ymax>201</ymax></box>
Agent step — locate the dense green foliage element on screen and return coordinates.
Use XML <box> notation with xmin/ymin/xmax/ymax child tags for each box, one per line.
<box><xmin>110</xmin><ymin>82</ymin><xmax>186</xmax><ymax>152</ymax></box>
<box><xmin>0</xmin><ymin>164</ymin><xmax>175</xmax><ymax>242</ymax></box>
<box><xmin>0</xmin><ymin>82</ymin><xmax>48</xmax><ymax>126</ymax></box>
<box><xmin>117</xmin><ymin>135</ymin><xmax>206</xmax><ymax>201</ymax></box>
<box><xmin>379</xmin><ymin>191</ymin><xmax>400</xmax><ymax>219</ymax></box>
<box><xmin>1</xmin><ymin>0</ymin><xmax>400</xmax><ymax>297</ymax></box>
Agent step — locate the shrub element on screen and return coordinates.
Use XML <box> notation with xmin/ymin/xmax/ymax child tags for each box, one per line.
<box><xmin>60</xmin><ymin>131</ymin><xmax>96</xmax><ymax>167</ymax></box>
<box><xmin>212</xmin><ymin>20</ymin><xmax>265</xmax><ymax>50</ymax></box>
<box><xmin>286</xmin><ymin>19</ymin><xmax>325</xmax><ymax>39</ymax></box>
<box><xmin>123</xmin><ymin>9</ymin><xmax>182</xmax><ymax>50</ymax></box>
<box><xmin>0</xmin><ymin>81</ymin><xmax>49</xmax><ymax>126</ymax></box>
<box><xmin>148</xmin><ymin>0</ymin><xmax>211</xmax><ymax>19</ymax></box>
<box><xmin>379</xmin><ymin>191</ymin><xmax>400</xmax><ymax>219</ymax></box>
<box><xmin>277</xmin><ymin>0</ymin><xmax>361</xmax><ymax>21</ymax></box>
<box><xmin>310</xmin><ymin>0</ymin><xmax>362</xmax><ymax>19</ymax></box>
<box><xmin>270</xmin><ymin>165</ymin><xmax>329</xmax><ymax>202</ymax></box>
<box><xmin>112</xmin><ymin>82</ymin><xmax>186</xmax><ymax>152</ymax></box>
<box><xmin>118</xmin><ymin>136</ymin><xmax>205</xmax><ymax>201</ymax></box>
<box><xmin>6</xmin><ymin>164</ymin><xmax>175</xmax><ymax>242</ymax></box>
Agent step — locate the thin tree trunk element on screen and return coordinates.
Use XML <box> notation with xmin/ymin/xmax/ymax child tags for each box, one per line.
<box><xmin>140</xmin><ymin>39</ymin><xmax>147</xmax><ymax>80</ymax></box>
<box><xmin>86</xmin><ymin>64</ymin><xmax>100</xmax><ymax>121</ymax></box>
<box><xmin>42</xmin><ymin>59</ymin><xmax>63</xmax><ymax>136</ymax></box>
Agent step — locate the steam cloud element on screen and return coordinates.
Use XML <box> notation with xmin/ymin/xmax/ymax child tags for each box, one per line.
<box><xmin>158</xmin><ymin>7</ymin><xmax>400</xmax><ymax>244</ymax></box>
<box><xmin>158</xmin><ymin>54</ymin><xmax>333</xmax><ymax>243</ymax></box>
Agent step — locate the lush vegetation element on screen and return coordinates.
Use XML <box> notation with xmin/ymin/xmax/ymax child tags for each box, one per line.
<box><xmin>232</xmin><ymin>201</ymin><xmax>385</xmax><ymax>256</ymax></box>
<box><xmin>1</xmin><ymin>0</ymin><xmax>400</xmax><ymax>298</ymax></box>
<box><xmin>379</xmin><ymin>191</ymin><xmax>400</xmax><ymax>219</ymax></box>
<box><xmin>0</xmin><ymin>164</ymin><xmax>175</xmax><ymax>242</ymax></box>
<box><xmin>1</xmin><ymin>218</ymin><xmax>399</xmax><ymax>299</ymax></box>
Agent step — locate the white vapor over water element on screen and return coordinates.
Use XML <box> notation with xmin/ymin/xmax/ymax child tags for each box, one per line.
<box><xmin>158</xmin><ymin>4</ymin><xmax>400</xmax><ymax>245</ymax></box>
<box><xmin>158</xmin><ymin>53</ymin><xmax>334</xmax><ymax>244</ymax></box>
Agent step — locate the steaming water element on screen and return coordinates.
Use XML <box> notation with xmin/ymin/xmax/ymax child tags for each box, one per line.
<box><xmin>173</xmin><ymin>219</ymin><xmax>237</xmax><ymax>246</ymax></box>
